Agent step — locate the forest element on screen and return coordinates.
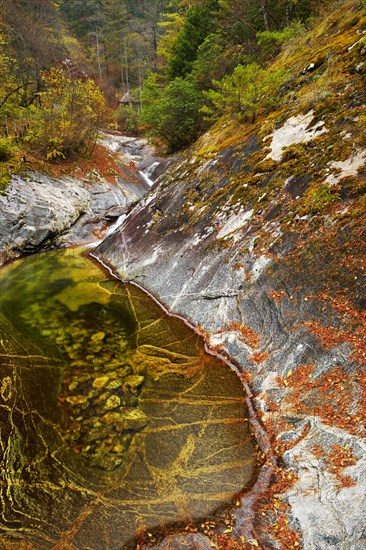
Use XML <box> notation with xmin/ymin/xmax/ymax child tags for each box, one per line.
<box><xmin>0</xmin><ymin>0</ymin><xmax>333</xmax><ymax>163</ymax></box>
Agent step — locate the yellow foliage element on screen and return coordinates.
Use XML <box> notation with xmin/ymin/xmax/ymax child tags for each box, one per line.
<box><xmin>26</xmin><ymin>67</ymin><xmax>105</xmax><ymax>160</ymax></box>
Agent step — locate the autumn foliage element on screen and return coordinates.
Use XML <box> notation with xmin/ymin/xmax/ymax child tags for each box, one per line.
<box><xmin>25</xmin><ymin>67</ymin><xmax>105</xmax><ymax>161</ymax></box>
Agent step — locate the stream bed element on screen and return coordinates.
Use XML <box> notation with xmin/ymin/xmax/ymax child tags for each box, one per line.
<box><xmin>0</xmin><ymin>249</ymin><xmax>260</xmax><ymax>548</ymax></box>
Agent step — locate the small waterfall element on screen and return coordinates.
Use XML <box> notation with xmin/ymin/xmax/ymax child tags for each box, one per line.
<box><xmin>105</xmin><ymin>164</ymin><xmax>160</xmax><ymax>238</ymax></box>
<box><xmin>139</xmin><ymin>170</ymin><xmax>154</xmax><ymax>188</ymax></box>
<box><xmin>104</xmin><ymin>213</ymin><xmax>127</xmax><ymax>238</ymax></box>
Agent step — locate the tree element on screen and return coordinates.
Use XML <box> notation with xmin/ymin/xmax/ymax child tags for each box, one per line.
<box><xmin>0</xmin><ymin>31</ymin><xmax>19</xmax><ymax>115</ymax></box>
<box><xmin>141</xmin><ymin>77</ymin><xmax>204</xmax><ymax>151</ymax></box>
<box><xmin>257</xmin><ymin>19</ymin><xmax>306</xmax><ymax>60</ymax></box>
<box><xmin>167</xmin><ymin>4</ymin><xmax>219</xmax><ymax>80</ymax></box>
<box><xmin>217</xmin><ymin>0</ymin><xmax>313</xmax><ymax>47</ymax></box>
<box><xmin>60</xmin><ymin>0</ymin><xmax>103</xmax><ymax>41</ymax></box>
<box><xmin>26</xmin><ymin>66</ymin><xmax>105</xmax><ymax>160</ymax></box>
<box><xmin>203</xmin><ymin>62</ymin><xmax>287</xmax><ymax>122</ymax></box>
<box><xmin>217</xmin><ymin>0</ymin><xmax>263</xmax><ymax>45</ymax></box>
<box><xmin>157</xmin><ymin>11</ymin><xmax>185</xmax><ymax>66</ymax></box>
<box><xmin>261</xmin><ymin>0</ymin><xmax>271</xmax><ymax>31</ymax></box>
<box><xmin>102</xmin><ymin>0</ymin><xmax>129</xmax><ymax>82</ymax></box>
<box><xmin>191</xmin><ymin>33</ymin><xmax>226</xmax><ymax>90</ymax></box>
<box><xmin>125</xmin><ymin>0</ymin><xmax>170</xmax><ymax>69</ymax></box>
<box><xmin>0</xmin><ymin>0</ymin><xmax>92</xmax><ymax>108</ymax></box>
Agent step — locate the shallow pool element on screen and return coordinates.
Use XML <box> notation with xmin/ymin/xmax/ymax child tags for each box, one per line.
<box><xmin>0</xmin><ymin>249</ymin><xmax>260</xmax><ymax>548</ymax></box>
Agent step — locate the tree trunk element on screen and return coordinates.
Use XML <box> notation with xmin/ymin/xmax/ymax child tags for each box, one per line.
<box><xmin>285</xmin><ymin>0</ymin><xmax>292</xmax><ymax>26</ymax></box>
<box><xmin>121</xmin><ymin>63</ymin><xmax>125</xmax><ymax>90</ymax></box>
<box><xmin>103</xmin><ymin>43</ymin><xmax>110</xmax><ymax>84</ymax></box>
<box><xmin>124</xmin><ymin>39</ymin><xmax>129</xmax><ymax>89</ymax></box>
<box><xmin>138</xmin><ymin>65</ymin><xmax>143</xmax><ymax>112</ymax></box>
<box><xmin>95</xmin><ymin>27</ymin><xmax>102</xmax><ymax>81</ymax></box>
<box><xmin>152</xmin><ymin>24</ymin><xmax>158</xmax><ymax>70</ymax></box>
<box><xmin>261</xmin><ymin>0</ymin><xmax>271</xmax><ymax>31</ymax></box>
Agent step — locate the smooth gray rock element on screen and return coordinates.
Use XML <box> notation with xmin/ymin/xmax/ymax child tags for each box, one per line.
<box><xmin>0</xmin><ymin>167</ymin><xmax>144</xmax><ymax>264</ymax></box>
<box><xmin>0</xmin><ymin>134</ymin><xmax>172</xmax><ymax>265</ymax></box>
<box><xmin>0</xmin><ymin>172</ymin><xmax>89</xmax><ymax>263</ymax></box>
<box><xmin>95</xmin><ymin>135</ymin><xmax>366</xmax><ymax>549</ymax></box>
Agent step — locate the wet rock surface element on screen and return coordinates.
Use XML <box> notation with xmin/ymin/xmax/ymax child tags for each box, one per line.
<box><xmin>99</xmin><ymin>132</ymin><xmax>156</xmax><ymax>160</ymax></box>
<box><xmin>100</xmin><ymin>131</ymin><xmax>176</xmax><ymax>185</ymax></box>
<box><xmin>0</xmin><ymin>135</ymin><xmax>159</xmax><ymax>266</ymax></box>
<box><xmin>0</xmin><ymin>172</ymin><xmax>89</xmax><ymax>263</ymax></box>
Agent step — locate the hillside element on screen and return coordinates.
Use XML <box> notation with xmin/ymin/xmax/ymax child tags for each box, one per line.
<box><xmin>95</xmin><ymin>1</ymin><xmax>366</xmax><ymax>548</ymax></box>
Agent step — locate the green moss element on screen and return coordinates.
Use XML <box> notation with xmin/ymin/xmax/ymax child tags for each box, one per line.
<box><xmin>300</xmin><ymin>182</ymin><xmax>341</xmax><ymax>214</ymax></box>
<box><xmin>355</xmin><ymin>112</ymin><xmax>366</xmax><ymax>147</ymax></box>
<box><xmin>257</xmin><ymin>158</ymin><xmax>279</xmax><ymax>173</ymax></box>
<box><xmin>172</xmin><ymin>0</ymin><xmax>366</xmax><ymax>258</ymax></box>
<box><xmin>281</xmin><ymin>143</ymin><xmax>307</xmax><ymax>162</ymax></box>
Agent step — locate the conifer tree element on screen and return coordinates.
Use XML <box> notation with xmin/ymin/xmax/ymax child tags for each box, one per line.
<box><xmin>167</xmin><ymin>3</ymin><xmax>219</xmax><ymax>80</ymax></box>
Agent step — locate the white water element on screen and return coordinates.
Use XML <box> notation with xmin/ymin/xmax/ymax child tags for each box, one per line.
<box><xmin>103</xmin><ymin>167</ymin><xmax>155</xmax><ymax>240</ymax></box>
<box><xmin>104</xmin><ymin>214</ymin><xmax>127</xmax><ymax>238</ymax></box>
<box><xmin>142</xmin><ymin>161</ymin><xmax>160</xmax><ymax>180</ymax></box>
<box><xmin>139</xmin><ymin>170</ymin><xmax>155</xmax><ymax>188</ymax></box>
<box><xmin>96</xmin><ymin>133</ymin><xmax>161</xmax><ymax>240</ymax></box>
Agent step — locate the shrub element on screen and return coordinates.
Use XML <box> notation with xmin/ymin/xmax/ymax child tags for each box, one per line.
<box><xmin>0</xmin><ymin>138</ymin><xmax>12</xmax><ymax>161</ymax></box>
<box><xmin>203</xmin><ymin>62</ymin><xmax>288</xmax><ymax>123</ymax></box>
<box><xmin>191</xmin><ymin>34</ymin><xmax>225</xmax><ymax>90</ymax></box>
<box><xmin>115</xmin><ymin>104</ymin><xmax>140</xmax><ymax>132</ymax></box>
<box><xmin>257</xmin><ymin>21</ymin><xmax>306</xmax><ymax>59</ymax></box>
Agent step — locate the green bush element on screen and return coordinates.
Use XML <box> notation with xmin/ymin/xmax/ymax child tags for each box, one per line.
<box><xmin>0</xmin><ymin>138</ymin><xmax>12</xmax><ymax>161</ymax></box>
<box><xmin>191</xmin><ymin>34</ymin><xmax>225</xmax><ymax>90</ymax></box>
<box><xmin>257</xmin><ymin>21</ymin><xmax>306</xmax><ymax>59</ymax></box>
<box><xmin>203</xmin><ymin>62</ymin><xmax>288</xmax><ymax>123</ymax></box>
<box><xmin>141</xmin><ymin>77</ymin><xmax>204</xmax><ymax>152</ymax></box>
<box><xmin>115</xmin><ymin>104</ymin><xmax>140</xmax><ymax>132</ymax></box>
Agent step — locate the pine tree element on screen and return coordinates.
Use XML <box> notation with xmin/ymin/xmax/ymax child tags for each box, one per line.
<box><xmin>102</xmin><ymin>0</ymin><xmax>128</xmax><ymax>62</ymax></box>
<box><xmin>167</xmin><ymin>3</ymin><xmax>219</xmax><ymax>80</ymax></box>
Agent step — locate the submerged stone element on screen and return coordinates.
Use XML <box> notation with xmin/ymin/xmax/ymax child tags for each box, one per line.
<box><xmin>66</xmin><ymin>395</ymin><xmax>88</xmax><ymax>406</ymax></box>
<box><xmin>104</xmin><ymin>395</ymin><xmax>121</xmax><ymax>410</ymax></box>
<box><xmin>125</xmin><ymin>374</ymin><xmax>145</xmax><ymax>389</ymax></box>
<box><xmin>106</xmin><ymin>379</ymin><xmax>122</xmax><ymax>390</ymax></box>
<box><xmin>124</xmin><ymin>409</ymin><xmax>148</xmax><ymax>430</ymax></box>
<box><xmin>91</xmin><ymin>331</ymin><xmax>106</xmax><ymax>343</ymax></box>
<box><xmin>93</xmin><ymin>375</ymin><xmax>110</xmax><ymax>390</ymax></box>
<box><xmin>102</xmin><ymin>411</ymin><xmax>125</xmax><ymax>427</ymax></box>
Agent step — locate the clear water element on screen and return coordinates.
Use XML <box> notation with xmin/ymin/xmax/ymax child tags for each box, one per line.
<box><xmin>0</xmin><ymin>249</ymin><xmax>260</xmax><ymax>548</ymax></box>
